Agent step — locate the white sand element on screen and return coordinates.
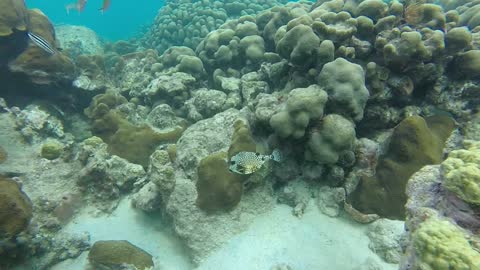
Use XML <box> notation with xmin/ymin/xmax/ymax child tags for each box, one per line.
<box><xmin>52</xmin><ymin>198</ymin><xmax>398</xmax><ymax>270</ymax></box>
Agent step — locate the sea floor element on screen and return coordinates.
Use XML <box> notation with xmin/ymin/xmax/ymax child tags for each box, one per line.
<box><xmin>50</xmin><ymin>198</ymin><xmax>397</xmax><ymax>270</ymax></box>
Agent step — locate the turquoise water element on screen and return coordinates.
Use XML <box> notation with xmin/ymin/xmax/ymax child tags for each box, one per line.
<box><xmin>26</xmin><ymin>0</ymin><xmax>165</xmax><ymax>41</ymax></box>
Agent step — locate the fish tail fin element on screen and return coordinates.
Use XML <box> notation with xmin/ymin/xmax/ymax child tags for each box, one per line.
<box><xmin>271</xmin><ymin>149</ymin><xmax>282</xmax><ymax>162</ymax></box>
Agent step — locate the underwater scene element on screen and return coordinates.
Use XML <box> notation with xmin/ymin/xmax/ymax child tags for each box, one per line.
<box><xmin>0</xmin><ymin>0</ymin><xmax>480</xmax><ymax>269</ymax></box>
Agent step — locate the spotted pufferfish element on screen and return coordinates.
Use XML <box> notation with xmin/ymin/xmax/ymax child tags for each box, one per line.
<box><xmin>229</xmin><ymin>149</ymin><xmax>282</xmax><ymax>175</ymax></box>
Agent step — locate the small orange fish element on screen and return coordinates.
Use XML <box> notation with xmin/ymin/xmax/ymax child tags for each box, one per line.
<box><xmin>65</xmin><ymin>0</ymin><xmax>87</xmax><ymax>14</ymax></box>
<box><xmin>99</xmin><ymin>0</ymin><xmax>111</xmax><ymax>13</ymax></box>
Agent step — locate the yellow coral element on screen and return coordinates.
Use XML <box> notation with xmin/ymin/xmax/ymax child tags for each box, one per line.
<box><xmin>413</xmin><ymin>218</ymin><xmax>480</xmax><ymax>270</ymax></box>
<box><xmin>442</xmin><ymin>140</ymin><xmax>480</xmax><ymax>205</ymax></box>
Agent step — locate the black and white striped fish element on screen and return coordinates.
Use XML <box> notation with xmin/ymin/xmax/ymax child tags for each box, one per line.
<box><xmin>27</xmin><ymin>32</ymin><xmax>56</xmax><ymax>55</ymax></box>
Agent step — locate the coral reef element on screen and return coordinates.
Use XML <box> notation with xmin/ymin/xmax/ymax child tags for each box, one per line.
<box><xmin>4</xmin><ymin>0</ymin><xmax>480</xmax><ymax>268</ymax></box>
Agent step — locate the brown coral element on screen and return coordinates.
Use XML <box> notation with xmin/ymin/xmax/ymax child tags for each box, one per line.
<box><xmin>0</xmin><ymin>176</ymin><xmax>33</xmax><ymax>238</ymax></box>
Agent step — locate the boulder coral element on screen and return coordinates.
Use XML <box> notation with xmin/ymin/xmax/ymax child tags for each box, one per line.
<box><xmin>317</xmin><ymin>58</ymin><xmax>369</xmax><ymax>122</ymax></box>
<box><xmin>305</xmin><ymin>114</ymin><xmax>356</xmax><ymax>165</ymax></box>
<box><xmin>269</xmin><ymin>84</ymin><xmax>327</xmax><ymax>139</ymax></box>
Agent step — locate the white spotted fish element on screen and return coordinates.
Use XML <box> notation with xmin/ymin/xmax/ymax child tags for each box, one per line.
<box><xmin>229</xmin><ymin>149</ymin><xmax>282</xmax><ymax>175</ymax></box>
<box><xmin>27</xmin><ymin>32</ymin><xmax>56</xmax><ymax>55</ymax></box>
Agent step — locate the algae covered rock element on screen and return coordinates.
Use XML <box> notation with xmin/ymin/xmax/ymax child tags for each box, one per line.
<box><xmin>88</xmin><ymin>240</ymin><xmax>154</xmax><ymax>270</ymax></box>
<box><xmin>442</xmin><ymin>140</ymin><xmax>480</xmax><ymax>205</ymax></box>
<box><xmin>0</xmin><ymin>176</ymin><xmax>32</xmax><ymax>238</ymax></box>
<box><xmin>349</xmin><ymin>115</ymin><xmax>455</xmax><ymax>219</ymax></box>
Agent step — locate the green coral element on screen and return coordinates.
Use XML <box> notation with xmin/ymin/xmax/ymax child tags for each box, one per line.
<box><xmin>413</xmin><ymin>217</ymin><xmax>480</xmax><ymax>270</ymax></box>
<box><xmin>442</xmin><ymin>140</ymin><xmax>480</xmax><ymax>205</ymax></box>
<box><xmin>88</xmin><ymin>240</ymin><xmax>154</xmax><ymax>270</ymax></box>
<box><xmin>41</xmin><ymin>139</ymin><xmax>64</xmax><ymax>160</ymax></box>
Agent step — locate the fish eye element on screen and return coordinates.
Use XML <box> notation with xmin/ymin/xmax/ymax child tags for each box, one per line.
<box><xmin>230</xmin><ymin>160</ymin><xmax>236</xmax><ymax>165</ymax></box>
